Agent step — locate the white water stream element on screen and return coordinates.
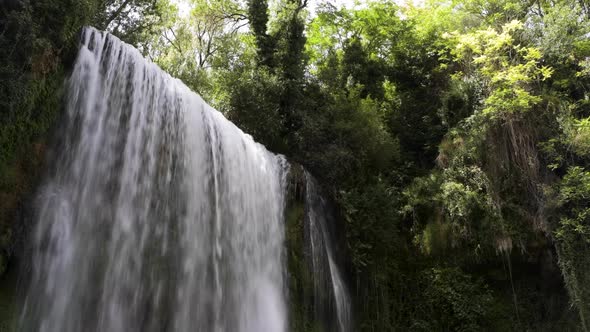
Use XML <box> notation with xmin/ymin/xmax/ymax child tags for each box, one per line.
<box><xmin>19</xmin><ymin>27</ymin><xmax>350</xmax><ymax>332</ymax></box>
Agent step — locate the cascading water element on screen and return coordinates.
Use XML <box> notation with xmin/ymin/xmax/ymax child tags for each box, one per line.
<box><xmin>20</xmin><ymin>27</ymin><xmax>288</xmax><ymax>332</ymax></box>
<box><xmin>19</xmin><ymin>27</ymin><xmax>351</xmax><ymax>332</ymax></box>
<box><xmin>305</xmin><ymin>173</ymin><xmax>352</xmax><ymax>332</ymax></box>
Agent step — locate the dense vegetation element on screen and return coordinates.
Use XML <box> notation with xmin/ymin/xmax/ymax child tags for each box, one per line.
<box><xmin>2</xmin><ymin>0</ymin><xmax>590</xmax><ymax>330</ymax></box>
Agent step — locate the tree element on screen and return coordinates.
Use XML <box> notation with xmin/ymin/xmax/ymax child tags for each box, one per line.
<box><xmin>97</xmin><ymin>0</ymin><xmax>173</xmax><ymax>47</ymax></box>
<box><xmin>147</xmin><ymin>0</ymin><xmax>246</xmax><ymax>95</ymax></box>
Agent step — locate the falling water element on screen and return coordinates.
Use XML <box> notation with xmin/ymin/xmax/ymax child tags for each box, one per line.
<box><xmin>19</xmin><ymin>27</ymin><xmax>353</xmax><ymax>332</ymax></box>
<box><xmin>20</xmin><ymin>27</ymin><xmax>289</xmax><ymax>332</ymax></box>
<box><xmin>305</xmin><ymin>173</ymin><xmax>352</xmax><ymax>332</ymax></box>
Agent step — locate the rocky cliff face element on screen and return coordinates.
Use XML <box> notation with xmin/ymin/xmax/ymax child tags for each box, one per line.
<box><xmin>285</xmin><ymin>164</ymin><xmax>352</xmax><ymax>332</ymax></box>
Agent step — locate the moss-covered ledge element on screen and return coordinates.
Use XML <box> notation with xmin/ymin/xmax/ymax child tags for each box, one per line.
<box><xmin>285</xmin><ymin>164</ymin><xmax>318</xmax><ymax>331</ymax></box>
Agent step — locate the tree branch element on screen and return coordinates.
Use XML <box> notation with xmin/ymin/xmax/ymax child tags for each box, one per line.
<box><xmin>295</xmin><ymin>0</ymin><xmax>309</xmax><ymax>14</ymax></box>
<box><xmin>103</xmin><ymin>0</ymin><xmax>134</xmax><ymax>29</ymax></box>
<box><xmin>163</xmin><ymin>29</ymin><xmax>183</xmax><ymax>53</ymax></box>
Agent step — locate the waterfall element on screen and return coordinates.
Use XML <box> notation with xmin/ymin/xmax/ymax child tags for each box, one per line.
<box><xmin>305</xmin><ymin>173</ymin><xmax>352</xmax><ymax>332</ymax></box>
<box><xmin>20</xmin><ymin>27</ymin><xmax>288</xmax><ymax>332</ymax></box>
<box><xmin>19</xmin><ymin>27</ymin><xmax>351</xmax><ymax>332</ymax></box>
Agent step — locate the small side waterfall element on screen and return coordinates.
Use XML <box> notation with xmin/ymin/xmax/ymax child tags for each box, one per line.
<box><xmin>305</xmin><ymin>173</ymin><xmax>352</xmax><ymax>332</ymax></box>
<box><xmin>19</xmin><ymin>27</ymin><xmax>351</xmax><ymax>332</ymax></box>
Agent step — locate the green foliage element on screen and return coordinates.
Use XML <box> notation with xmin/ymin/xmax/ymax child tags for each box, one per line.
<box><xmin>226</xmin><ymin>68</ymin><xmax>286</xmax><ymax>150</ymax></box>
<box><xmin>553</xmin><ymin>167</ymin><xmax>590</xmax><ymax>330</ymax></box>
<box><xmin>445</xmin><ymin>20</ymin><xmax>552</xmax><ymax>117</ymax></box>
<box><xmin>568</xmin><ymin>117</ymin><xmax>590</xmax><ymax>157</ymax></box>
<box><xmin>404</xmin><ymin>153</ymin><xmax>506</xmax><ymax>259</ymax></box>
<box><xmin>248</xmin><ymin>0</ymin><xmax>274</xmax><ymax>67</ymax></box>
<box><xmin>145</xmin><ymin>0</ymin><xmax>245</xmax><ymax>96</ymax></box>
<box><xmin>97</xmin><ymin>0</ymin><xmax>172</xmax><ymax>47</ymax></box>
<box><xmin>296</xmin><ymin>86</ymin><xmax>399</xmax><ymax>186</ymax></box>
<box><xmin>339</xmin><ymin>179</ymin><xmax>401</xmax><ymax>270</ymax></box>
<box><xmin>412</xmin><ymin>268</ymin><xmax>494</xmax><ymax>332</ymax></box>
